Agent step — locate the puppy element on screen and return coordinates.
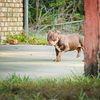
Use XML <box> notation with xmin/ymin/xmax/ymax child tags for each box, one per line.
<box><xmin>47</xmin><ymin>30</ymin><xmax>84</xmax><ymax>62</ymax></box>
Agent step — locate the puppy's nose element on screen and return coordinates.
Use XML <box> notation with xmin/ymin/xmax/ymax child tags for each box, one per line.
<box><xmin>48</xmin><ymin>43</ymin><xmax>52</xmax><ymax>46</ymax></box>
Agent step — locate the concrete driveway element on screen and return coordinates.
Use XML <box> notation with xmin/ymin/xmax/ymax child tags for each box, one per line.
<box><xmin>0</xmin><ymin>45</ymin><xmax>84</xmax><ymax>79</ymax></box>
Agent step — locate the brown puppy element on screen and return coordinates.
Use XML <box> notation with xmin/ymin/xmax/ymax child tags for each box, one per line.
<box><xmin>47</xmin><ymin>30</ymin><xmax>84</xmax><ymax>62</ymax></box>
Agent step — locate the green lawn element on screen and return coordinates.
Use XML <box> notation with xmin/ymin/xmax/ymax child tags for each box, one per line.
<box><xmin>0</xmin><ymin>74</ymin><xmax>100</xmax><ymax>100</ymax></box>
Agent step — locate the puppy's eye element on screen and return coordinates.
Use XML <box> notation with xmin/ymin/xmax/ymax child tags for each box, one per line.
<box><xmin>48</xmin><ymin>36</ymin><xmax>52</xmax><ymax>39</ymax></box>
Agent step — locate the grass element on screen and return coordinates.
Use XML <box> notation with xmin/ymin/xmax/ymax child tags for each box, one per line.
<box><xmin>5</xmin><ymin>34</ymin><xmax>48</xmax><ymax>45</ymax></box>
<box><xmin>0</xmin><ymin>74</ymin><xmax>100</xmax><ymax>100</ymax></box>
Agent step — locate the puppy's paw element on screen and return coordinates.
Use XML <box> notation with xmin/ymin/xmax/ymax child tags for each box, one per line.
<box><xmin>76</xmin><ymin>54</ymin><xmax>80</xmax><ymax>58</ymax></box>
<box><xmin>53</xmin><ymin>59</ymin><xmax>61</xmax><ymax>62</ymax></box>
<box><xmin>82</xmin><ymin>59</ymin><xmax>84</xmax><ymax>62</ymax></box>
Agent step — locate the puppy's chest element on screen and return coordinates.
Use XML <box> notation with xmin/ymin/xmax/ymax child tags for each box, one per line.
<box><xmin>57</xmin><ymin>41</ymin><xmax>65</xmax><ymax>51</ymax></box>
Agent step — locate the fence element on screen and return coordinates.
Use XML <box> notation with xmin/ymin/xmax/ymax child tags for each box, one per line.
<box><xmin>29</xmin><ymin>20</ymin><xmax>84</xmax><ymax>37</ymax></box>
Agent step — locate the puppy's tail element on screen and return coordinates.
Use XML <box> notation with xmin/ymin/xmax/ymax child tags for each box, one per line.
<box><xmin>78</xmin><ymin>24</ymin><xmax>84</xmax><ymax>35</ymax></box>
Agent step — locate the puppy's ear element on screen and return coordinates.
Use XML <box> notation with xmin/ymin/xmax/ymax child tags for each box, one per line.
<box><xmin>48</xmin><ymin>30</ymin><xmax>52</xmax><ymax>34</ymax></box>
<box><xmin>56</xmin><ymin>30</ymin><xmax>61</xmax><ymax>34</ymax></box>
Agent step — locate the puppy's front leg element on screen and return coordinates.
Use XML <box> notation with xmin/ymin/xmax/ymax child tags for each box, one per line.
<box><xmin>54</xmin><ymin>45</ymin><xmax>61</xmax><ymax>52</ymax></box>
<box><xmin>54</xmin><ymin>48</ymin><xmax>63</xmax><ymax>62</ymax></box>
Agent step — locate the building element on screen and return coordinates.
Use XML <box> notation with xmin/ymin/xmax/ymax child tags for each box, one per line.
<box><xmin>0</xmin><ymin>0</ymin><xmax>24</xmax><ymax>36</ymax></box>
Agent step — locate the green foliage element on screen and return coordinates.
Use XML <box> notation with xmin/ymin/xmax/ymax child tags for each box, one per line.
<box><xmin>72</xmin><ymin>13</ymin><xmax>84</xmax><ymax>21</ymax></box>
<box><xmin>28</xmin><ymin>0</ymin><xmax>84</xmax><ymax>25</ymax></box>
<box><xmin>0</xmin><ymin>74</ymin><xmax>100</xmax><ymax>100</ymax></box>
<box><xmin>49</xmin><ymin>0</ymin><xmax>66</xmax><ymax>7</ymax></box>
<box><xmin>6</xmin><ymin>34</ymin><xmax>48</xmax><ymax>45</ymax></box>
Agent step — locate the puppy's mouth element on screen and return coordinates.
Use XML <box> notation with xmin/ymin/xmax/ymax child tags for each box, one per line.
<box><xmin>49</xmin><ymin>40</ymin><xmax>59</xmax><ymax>45</ymax></box>
<box><xmin>48</xmin><ymin>41</ymin><xmax>55</xmax><ymax>46</ymax></box>
<box><xmin>48</xmin><ymin>43</ymin><xmax>53</xmax><ymax>46</ymax></box>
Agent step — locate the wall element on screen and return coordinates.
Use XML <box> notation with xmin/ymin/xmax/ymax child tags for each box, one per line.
<box><xmin>0</xmin><ymin>0</ymin><xmax>23</xmax><ymax>36</ymax></box>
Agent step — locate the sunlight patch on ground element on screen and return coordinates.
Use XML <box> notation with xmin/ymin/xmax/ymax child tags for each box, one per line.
<box><xmin>0</xmin><ymin>51</ymin><xmax>52</xmax><ymax>57</ymax></box>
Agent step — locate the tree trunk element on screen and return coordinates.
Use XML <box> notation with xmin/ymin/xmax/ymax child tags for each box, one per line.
<box><xmin>84</xmin><ymin>0</ymin><xmax>99</xmax><ymax>76</ymax></box>
<box><xmin>98</xmin><ymin>0</ymin><xmax>100</xmax><ymax>73</ymax></box>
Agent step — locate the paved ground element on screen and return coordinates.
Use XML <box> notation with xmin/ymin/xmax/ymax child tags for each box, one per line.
<box><xmin>0</xmin><ymin>45</ymin><xmax>84</xmax><ymax>79</ymax></box>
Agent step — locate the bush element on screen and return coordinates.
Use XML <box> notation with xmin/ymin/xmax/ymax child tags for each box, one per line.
<box><xmin>0</xmin><ymin>74</ymin><xmax>100</xmax><ymax>100</ymax></box>
<box><xmin>6</xmin><ymin>34</ymin><xmax>48</xmax><ymax>45</ymax></box>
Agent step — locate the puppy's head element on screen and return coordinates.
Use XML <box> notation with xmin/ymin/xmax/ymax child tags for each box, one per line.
<box><xmin>47</xmin><ymin>30</ymin><xmax>59</xmax><ymax>46</ymax></box>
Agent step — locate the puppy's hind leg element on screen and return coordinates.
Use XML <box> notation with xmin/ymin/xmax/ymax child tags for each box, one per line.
<box><xmin>76</xmin><ymin>47</ymin><xmax>81</xmax><ymax>58</ymax></box>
